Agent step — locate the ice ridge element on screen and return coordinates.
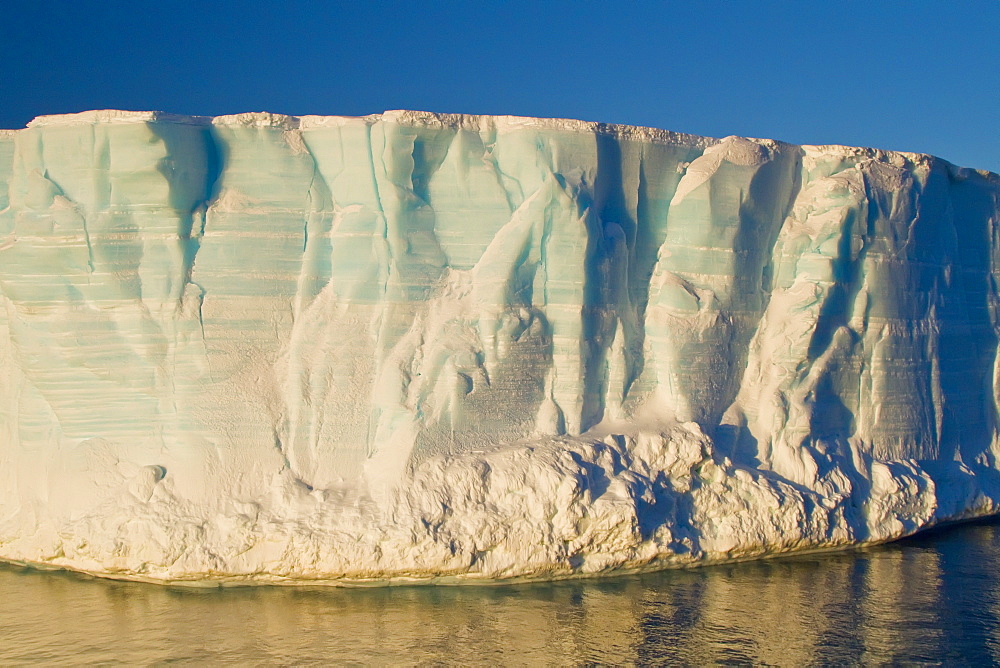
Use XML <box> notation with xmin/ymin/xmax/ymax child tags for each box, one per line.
<box><xmin>0</xmin><ymin>109</ymin><xmax>998</xmax><ymax>584</ymax></box>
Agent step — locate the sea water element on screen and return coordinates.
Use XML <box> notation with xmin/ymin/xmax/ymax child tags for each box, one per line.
<box><xmin>2</xmin><ymin>519</ymin><xmax>1000</xmax><ymax>665</ymax></box>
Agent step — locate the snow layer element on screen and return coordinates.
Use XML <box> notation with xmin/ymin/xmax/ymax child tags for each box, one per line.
<box><xmin>1</xmin><ymin>110</ymin><xmax>999</xmax><ymax>584</ymax></box>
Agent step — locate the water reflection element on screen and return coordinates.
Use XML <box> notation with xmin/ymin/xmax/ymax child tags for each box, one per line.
<box><xmin>4</xmin><ymin>519</ymin><xmax>1000</xmax><ymax>664</ymax></box>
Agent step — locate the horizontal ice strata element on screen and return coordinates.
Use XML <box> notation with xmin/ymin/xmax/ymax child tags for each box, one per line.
<box><xmin>0</xmin><ymin>109</ymin><xmax>998</xmax><ymax>583</ymax></box>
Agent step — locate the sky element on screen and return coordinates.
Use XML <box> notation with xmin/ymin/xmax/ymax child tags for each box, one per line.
<box><xmin>2</xmin><ymin>0</ymin><xmax>998</xmax><ymax>172</ymax></box>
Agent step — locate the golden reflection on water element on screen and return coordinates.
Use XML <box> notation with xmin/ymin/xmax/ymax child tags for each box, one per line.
<box><xmin>859</xmin><ymin>545</ymin><xmax>942</xmax><ymax>662</ymax></box>
<box><xmin>3</xmin><ymin>520</ymin><xmax>1000</xmax><ymax>665</ymax></box>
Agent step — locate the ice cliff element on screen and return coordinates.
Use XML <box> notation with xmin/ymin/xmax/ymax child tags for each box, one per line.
<box><xmin>1</xmin><ymin>109</ymin><xmax>999</xmax><ymax>584</ymax></box>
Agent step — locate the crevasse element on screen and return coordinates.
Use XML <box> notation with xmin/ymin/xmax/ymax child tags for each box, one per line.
<box><xmin>0</xmin><ymin>109</ymin><xmax>998</xmax><ymax>584</ymax></box>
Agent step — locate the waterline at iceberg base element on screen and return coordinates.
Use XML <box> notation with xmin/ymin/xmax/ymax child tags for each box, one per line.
<box><xmin>1</xmin><ymin>109</ymin><xmax>999</xmax><ymax>584</ymax></box>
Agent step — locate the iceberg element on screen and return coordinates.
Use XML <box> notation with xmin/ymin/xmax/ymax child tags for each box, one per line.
<box><xmin>1</xmin><ymin>109</ymin><xmax>999</xmax><ymax>584</ymax></box>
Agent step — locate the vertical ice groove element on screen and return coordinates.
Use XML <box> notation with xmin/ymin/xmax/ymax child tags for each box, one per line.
<box><xmin>291</xmin><ymin>133</ymin><xmax>329</xmax><ymax>319</ymax></box>
<box><xmin>470</xmin><ymin>182</ymin><xmax>547</xmax><ymax>367</ymax></box>
<box><xmin>362</xmin><ymin>117</ymin><xmax>473</xmax><ymax>488</ymax></box>
<box><xmin>937</xmin><ymin>162</ymin><xmax>1000</xmax><ymax>466</ymax></box>
<box><xmin>479</xmin><ymin>127</ymin><xmax>519</xmax><ymax>214</ymax></box>
<box><xmin>151</xmin><ymin>122</ymin><xmax>223</xmax><ymax>306</ymax></box>
<box><xmin>624</xmin><ymin>141</ymin><xmax>708</xmax><ymax>406</ymax></box>
<box><xmin>279</xmin><ymin>118</ymin><xmax>383</xmax><ymax>487</ymax></box>
<box><xmin>737</xmin><ymin>162</ymin><xmax>869</xmax><ymax>484</ymax></box>
<box><xmin>622</xmin><ymin>149</ymin><xmax>649</xmax><ymax>399</ymax></box>
<box><xmin>646</xmin><ymin>137</ymin><xmax>801</xmax><ymax>427</ymax></box>
<box><xmin>579</xmin><ymin>134</ymin><xmax>623</xmax><ymax>430</ymax></box>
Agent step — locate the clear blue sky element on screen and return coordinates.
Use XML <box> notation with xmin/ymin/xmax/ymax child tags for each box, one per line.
<box><xmin>2</xmin><ymin>0</ymin><xmax>998</xmax><ymax>172</ymax></box>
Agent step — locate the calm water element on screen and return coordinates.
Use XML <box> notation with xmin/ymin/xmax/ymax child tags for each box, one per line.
<box><xmin>3</xmin><ymin>520</ymin><xmax>1000</xmax><ymax>665</ymax></box>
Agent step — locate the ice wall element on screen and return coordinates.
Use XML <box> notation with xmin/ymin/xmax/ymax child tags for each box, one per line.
<box><xmin>1</xmin><ymin>110</ymin><xmax>999</xmax><ymax>584</ymax></box>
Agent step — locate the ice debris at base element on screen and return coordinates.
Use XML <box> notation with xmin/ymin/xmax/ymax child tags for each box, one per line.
<box><xmin>1</xmin><ymin>109</ymin><xmax>1000</xmax><ymax>584</ymax></box>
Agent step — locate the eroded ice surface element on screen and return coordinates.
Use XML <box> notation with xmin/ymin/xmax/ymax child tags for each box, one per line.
<box><xmin>1</xmin><ymin>109</ymin><xmax>999</xmax><ymax>583</ymax></box>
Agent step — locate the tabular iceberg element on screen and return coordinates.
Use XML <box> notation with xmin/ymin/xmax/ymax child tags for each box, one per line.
<box><xmin>1</xmin><ymin>109</ymin><xmax>999</xmax><ymax>584</ymax></box>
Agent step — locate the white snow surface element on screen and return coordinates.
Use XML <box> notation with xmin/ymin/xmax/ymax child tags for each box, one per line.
<box><xmin>1</xmin><ymin>109</ymin><xmax>1000</xmax><ymax>584</ymax></box>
